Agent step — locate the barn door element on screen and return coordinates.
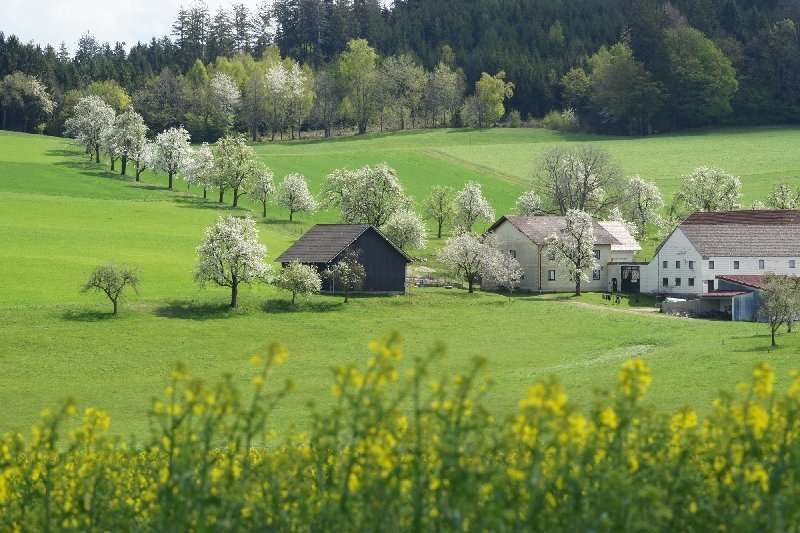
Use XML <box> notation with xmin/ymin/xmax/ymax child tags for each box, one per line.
<box><xmin>621</xmin><ymin>266</ymin><xmax>640</xmax><ymax>294</ymax></box>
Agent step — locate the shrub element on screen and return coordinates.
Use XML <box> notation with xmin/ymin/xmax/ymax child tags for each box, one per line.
<box><xmin>542</xmin><ymin>108</ymin><xmax>579</xmax><ymax>132</ymax></box>
<box><xmin>1</xmin><ymin>339</ymin><xmax>800</xmax><ymax>531</ymax></box>
<box><xmin>507</xmin><ymin>109</ymin><xmax>522</xmax><ymax>128</ymax></box>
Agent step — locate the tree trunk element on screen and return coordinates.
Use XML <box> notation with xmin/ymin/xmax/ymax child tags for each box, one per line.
<box><xmin>112</xmin><ymin>298</ymin><xmax>118</xmax><ymax>315</ymax></box>
<box><xmin>219</xmin><ymin>187</ymin><xmax>225</xmax><ymax>203</ymax></box>
<box><xmin>468</xmin><ymin>278</ymin><xmax>474</xmax><ymax>293</ymax></box>
<box><xmin>289</xmin><ymin>210</ymin><xmax>294</xmax><ymax>222</ymax></box>
<box><xmin>575</xmin><ymin>279</ymin><xmax>582</xmax><ymax>296</ymax></box>
<box><xmin>110</xmin><ymin>157</ymin><xmax>115</xmax><ymax>171</ymax></box>
<box><xmin>233</xmin><ymin>188</ymin><xmax>239</xmax><ymax>207</ymax></box>
<box><xmin>95</xmin><ymin>146</ymin><xmax>100</xmax><ymax>163</ymax></box>
<box><xmin>292</xmin><ymin>292</ymin><xmax>296</xmax><ymax>305</ymax></box>
<box><xmin>772</xmin><ymin>326</ymin><xmax>777</xmax><ymax>347</ymax></box>
<box><xmin>230</xmin><ymin>281</ymin><xmax>238</xmax><ymax>308</ymax></box>
<box><xmin>203</xmin><ymin>187</ymin><xmax>207</xmax><ymax>199</ymax></box>
<box><xmin>437</xmin><ymin>220</ymin><xmax>443</xmax><ymax>239</ymax></box>
<box><xmin>121</xmin><ymin>156</ymin><xmax>127</xmax><ymax>176</ymax></box>
<box><xmin>344</xmin><ymin>290</ymin><xmax>349</xmax><ymax>303</ymax></box>
<box><xmin>262</xmin><ymin>202</ymin><xmax>267</xmax><ymax>218</ymax></box>
<box><xmin>168</xmin><ymin>171</ymin><xmax>174</xmax><ymax>190</ymax></box>
<box><xmin>135</xmin><ymin>166</ymin><xmax>141</xmax><ymax>182</ymax></box>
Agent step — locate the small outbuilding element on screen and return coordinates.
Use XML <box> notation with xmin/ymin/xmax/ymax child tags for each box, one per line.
<box><xmin>276</xmin><ymin>224</ymin><xmax>411</xmax><ymax>294</ymax></box>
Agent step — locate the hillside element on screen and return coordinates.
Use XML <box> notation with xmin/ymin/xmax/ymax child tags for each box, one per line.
<box><xmin>2</xmin><ymin>127</ymin><xmax>800</xmax><ymax>436</ymax></box>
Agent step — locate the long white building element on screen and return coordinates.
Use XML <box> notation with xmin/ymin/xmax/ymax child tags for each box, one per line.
<box><xmin>608</xmin><ymin>210</ymin><xmax>800</xmax><ymax>296</ymax></box>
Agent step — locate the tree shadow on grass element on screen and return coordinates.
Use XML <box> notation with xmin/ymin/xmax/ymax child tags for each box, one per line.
<box><xmin>45</xmin><ymin>148</ymin><xmax>84</xmax><ymax>158</ymax></box>
<box><xmin>154</xmin><ymin>301</ymin><xmax>236</xmax><ymax>321</ymax></box>
<box><xmin>262</xmin><ymin>299</ymin><xmax>344</xmax><ymax>313</ymax></box>
<box><xmin>170</xmin><ymin>195</ymin><xmax>241</xmax><ymax>211</ymax></box>
<box><xmin>728</xmin><ymin>333</ymin><xmax>793</xmax><ymax>353</ymax></box>
<box><xmin>61</xmin><ymin>309</ymin><xmax>116</xmax><ymax>322</ymax></box>
<box><xmin>53</xmin><ymin>159</ymin><xmax>132</xmax><ymax>182</ymax></box>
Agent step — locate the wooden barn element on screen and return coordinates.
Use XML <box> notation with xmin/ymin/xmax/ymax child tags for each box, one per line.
<box><xmin>276</xmin><ymin>224</ymin><xmax>411</xmax><ymax>294</ymax></box>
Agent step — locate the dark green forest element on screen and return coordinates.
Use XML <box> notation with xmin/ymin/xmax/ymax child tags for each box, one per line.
<box><xmin>2</xmin><ymin>0</ymin><xmax>800</xmax><ymax>138</ymax></box>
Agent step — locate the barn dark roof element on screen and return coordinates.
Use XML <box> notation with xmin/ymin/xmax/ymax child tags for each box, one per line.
<box><xmin>488</xmin><ymin>215</ymin><xmax>627</xmax><ymax>246</ymax></box>
<box><xmin>716</xmin><ymin>275</ymin><xmax>771</xmax><ymax>290</ymax></box>
<box><xmin>677</xmin><ymin>210</ymin><xmax>800</xmax><ymax>258</ymax></box>
<box><xmin>276</xmin><ymin>224</ymin><xmax>411</xmax><ymax>264</ymax></box>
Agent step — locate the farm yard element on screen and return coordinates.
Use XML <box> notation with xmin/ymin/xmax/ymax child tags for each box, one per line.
<box><xmin>3</xmin><ymin>127</ymin><xmax>800</xmax><ymax>437</ymax></box>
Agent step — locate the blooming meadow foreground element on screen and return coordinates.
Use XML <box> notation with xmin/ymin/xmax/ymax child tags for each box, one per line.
<box><xmin>1</xmin><ymin>336</ymin><xmax>798</xmax><ymax>531</ymax></box>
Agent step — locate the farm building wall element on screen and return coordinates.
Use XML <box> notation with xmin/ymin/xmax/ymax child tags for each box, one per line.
<box><xmin>484</xmin><ymin>219</ymin><xmax>614</xmax><ymax>293</ymax></box>
<box><xmin>324</xmin><ymin>228</ymin><xmax>407</xmax><ymax>294</ymax></box>
<box><xmin>717</xmin><ymin>279</ymin><xmax>762</xmax><ymax>322</ymax></box>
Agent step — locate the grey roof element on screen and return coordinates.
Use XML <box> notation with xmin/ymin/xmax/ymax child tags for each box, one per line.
<box><xmin>276</xmin><ymin>224</ymin><xmax>411</xmax><ymax>263</ymax></box>
<box><xmin>678</xmin><ymin>210</ymin><xmax>800</xmax><ymax>258</ymax></box>
<box><xmin>597</xmin><ymin>221</ymin><xmax>641</xmax><ymax>251</ymax></box>
<box><xmin>488</xmin><ymin>215</ymin><xmax>624</xmax><ymax>246</ymax></box>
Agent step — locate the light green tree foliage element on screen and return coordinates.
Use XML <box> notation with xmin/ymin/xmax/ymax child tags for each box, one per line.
<box><xmin>81</xmin><ymin>264</ymin><xmax>139</xmax><ymax>315</ymax></box>
<box><xmin>275</xmin><ymin>262</ymin><xmax>322</xmax><ymax>305</ymax></box>
<box><xmin>461</xmin><ymin>71</ymin><xmax>514</xmax><ymax>128</ymax></box>
<box><xmin>382</xmin><ymin>54</ymin><xmax>426</xmax><ymax>129</ymax></box>
<box><xmin>340</xmin><ymin>39</ymin><xmax>379</xmax><ymax>134</ymax></box>
<box><xmin>213</xmin><ymin>134</ymin><xmax>259</xmax><ymax>206</ymax></box>
<box><xmin>663</xmin><ymin>26</ymin><xmax>738</xmax><ymax>127</ymax></box>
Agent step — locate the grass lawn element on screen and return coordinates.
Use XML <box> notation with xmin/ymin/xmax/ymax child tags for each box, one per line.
<box><xmin>2</xmin><ymin>128</ymin><xmax>800</xmax><ymax>438</ymax></box>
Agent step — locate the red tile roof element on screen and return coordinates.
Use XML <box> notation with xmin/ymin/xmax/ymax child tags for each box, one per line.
<box><xmin>715</xmin><ymin>274</ymin><xmax>770</xmax><ymax>290</ymax></box>
<box><xmin>682</xmin><ymin>210</ymin><xmax>800</xmax><ymax>225</ymax></box>
<box><xmin>703</xmin><ymin>291</ymin><xmax>749</xmax><ymax>298</ymax></box>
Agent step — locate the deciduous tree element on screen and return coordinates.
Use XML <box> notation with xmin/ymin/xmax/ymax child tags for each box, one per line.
<box><xmin>424</xmin><ymin>185</ymin><xmax>455</xmax><ymax>238</ymax></box>
<box><xmin>276</xmin><ymin>173</ymin><xmax>317</xmax><ymax>221</ymax></box>
<box><xmin>64</xmin><ymin>95</ymin><xmax>115</xmax><ymax>163</ymax></box>
<box><xmin>675</xmin><ymin>167</ymin><xmax>741</xmax><ymax>213</ymax></box>
<box><xmin>454</xmin><ymin>182</ymin><xmax>495</xmax><ymax>232</ymax></box>
<box><xmin>382</xmin><ymin>209</ymin><xmax>427</xmax><ymax>251</ymax></box>
<box><xmin>622</xmin><ymin>176</ymin><xmax>664</xmax><ymax>240</ymax></box>
<box><xmin>544</xmin><ymin>209</ymin><xmax>598</xmax><ymax>296</ymax></box>
<box><xmin>324</xmin><ymin>250</ymin><xmax>365</xmax><ymax>303</ymax></box>
<box><xmin>516</xmin><ymin>190</ymin><xmax>544</xmax><ymax>216</ymax></box>
<box><xmin>194</xmin><ymin>215</ymin><xmax>271</xmax><ymax>308</ymax></box>
<box><xmin>275</xmin><ymin>262</ymin><xmax>322</xmax><ymax>305</ymax></box>
<box><xmin>182</xmin><ymin>142</ymin><xmax>215</xmax><ymax>198</ymax></box>
<box><xmin>213</xmin><ymin>134</ymin><xmax>258</xmax><ymax>206</ymax></box>
<box><xmin>154</xmin><ymin>126</ymin><xmax>192</xmax><ymax>190</ymax></box>
<box><xmin>249</xmin><ymin>166</ymin><xmax>275</xmax><ymax>218</ymax></box>
<box><xmin>322</xmin><ymin>164</ymin><xmax>410</xmax><ymax>227</ymax></box>
<box><xmin>767</xmin><ymin>183</ymin><xmax>799</xmax><ymax>209</ymax></box>
<box><xmin>437</xmin><ymin>232</ymin><xmax>496</xmax><ymax>293</ymax></box>
<box><xmin>339</xmin><ymin>39</ymin><xmax>379</xmax><ymax>134</ymax></box>
<box><xmin>81</xmin><ymin>264</ymin><xmax>139</xmax><ymax>315</ymax></box>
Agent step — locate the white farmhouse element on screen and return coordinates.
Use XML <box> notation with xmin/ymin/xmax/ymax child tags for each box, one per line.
<box><xmin>608</xmin><ymin>210</ymin><xmax>800</xmax><ymax>297</ymax></box>
<box><xmin>483</xmin><ymin>216</ymin><xmax>640</xmax><ymax>292</ymax></box>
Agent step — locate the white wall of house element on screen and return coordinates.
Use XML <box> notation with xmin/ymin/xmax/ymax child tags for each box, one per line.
<box><xmin>638</xmin><ymin>227</ymin><xmax>800</xmax><ymax>295</ymax></box>
<box><xmin>490</xmin><ymin>222</ymin><xmax>541</xmax><ymax>291</ymax></box>
<box><xmin>486</xmin><ymin>220</ymin><xmax>616</xmax><ymax>293</ymax></box>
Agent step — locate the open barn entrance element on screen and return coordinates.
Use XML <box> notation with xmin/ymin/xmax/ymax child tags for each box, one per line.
<box><xmin>621</xmin><ymin>266</ymin><xmax>640</xmax><ymax>293</ymax></box>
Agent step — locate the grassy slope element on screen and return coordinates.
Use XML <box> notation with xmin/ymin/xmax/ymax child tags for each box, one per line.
<box><xmin>2</xmin><ymin>128</ymin><xmax>800</xmax><ymax>438</ymax></box>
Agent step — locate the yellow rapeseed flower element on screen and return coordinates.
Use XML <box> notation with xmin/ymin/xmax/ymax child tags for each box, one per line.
<box><xmin>600</xmin><ymin>407</ymin><xmax>619</xmax><ymax>430</ymax></box>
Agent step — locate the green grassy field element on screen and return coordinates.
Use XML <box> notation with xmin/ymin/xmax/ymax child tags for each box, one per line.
<box><xmin>2</xmin><ymin>127</ymin><xmax>800</xmax><ymax>438</ymax></box>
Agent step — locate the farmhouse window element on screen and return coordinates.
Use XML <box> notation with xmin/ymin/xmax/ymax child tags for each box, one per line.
<box><xmin>689</xmin><ymin>261</ymin><xmax>694</xmax><ymax>269</ymax></box>
<box><xmin>663</xmin><ymin>260</ymin><xmax>668</xmax><ymax>269</ymax></box>
<box><xmin>662</xmin><ymin>277</ymin><xmax>669</xmax><ymax>287</ymax></box>
<box><xmin>791</xmin><ymin>260</ymin><xmax>796</xmax><ymax>269</ymax></box>
<box><xmin>592</xmin><ymin>269</ymin><xmax>601</xmax><ymax>280</ymax></box>
<box><xmin>675</xmin><ymin>277</ymin><xmax>682</xmax><ymax>287</ymax></box>
<box><xmin>509</xmin><ymin>249</ymin><xmax>516</xmax><ymax>258</ymax></box>
<box><xmin>676</xmin><ymin>261</ymin><xmax>681</xmax><ymax>269</ymax></box>
<box><xmin>759</xmin><ymin>260</ymin><xmax>765</xmax><ymax>269</ymax></box>
<box><xmin>548</xmin><ymin>270</ymin><xmax>556</xmax><ymax>281</ymax></box>
<box><xmin>734</xmin><ymin>261</ymin><xmax>740</xmax><ymax>270</ymax></box>
<box><xmin>709</xmin><ymin>261</ymin><xmax>715</xmax><ymax>269</ymax></box>
<box><xmin>688</xmin><ymin>278</ymin><xmax>695</xmax><ymax>287</ymax></box>
<box><xmin>594</xmin><ymin>250</ymin><xmax>601</xmax><ymax>260</ymax></box>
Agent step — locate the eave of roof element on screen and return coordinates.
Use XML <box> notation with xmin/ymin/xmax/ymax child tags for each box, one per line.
<box><xmin>715</xmin><ymin>274</ymin><xmax>770</xmax><ymax>290</ymax></box>
<box><xmin>275</xmin><ymin>224</ymin><xmax>412</xmax><ymax>264</ymax></box>
<box><xmin>702</xmin><ymin>291</ymin><xmax>749</xmax><ymax>298</ymax></box>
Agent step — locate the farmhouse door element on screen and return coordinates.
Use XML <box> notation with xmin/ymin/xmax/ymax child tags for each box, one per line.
<box><xmin>621</xmin><ymin>266</ymin><xmax>640</xmax><ymax>293</ymax></box>
<box><xmin>707</xmin><ymin>280</ymin><xmax>715</xmax><ymax>292</ymax></box>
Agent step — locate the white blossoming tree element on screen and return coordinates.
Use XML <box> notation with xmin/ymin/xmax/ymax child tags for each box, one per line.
<box><xmin>213</xmin><ymin>134</ymin><xmax>259</xmax><ymax>206</ymax></box>
<box><xmin>182</xmin><ymin>143</ymin><xmax>215</xmax><ymax>198</ymax></box>
<box><xmin>130</xmin><ymin>139</ymin><xmax>155</xmax><ymax>182</ymax></box>
<box><xmin>767</xmin><ymin>183</ymin><xmax>799</xmax><ymax>210</ymax></box>
<box><xmin>276</xmin><ymin>173</ymin><xmax>317</xmax><ymax>221</ymax></box>
<box><xmin>515</xmin><ymin>190</ymin><xmax>544</xmax><ymax>216</ymax></box>
<box><xmin>104</xmin><ymin>108</ymin><xmax>148</xmax><ymax>177</ymax></box>
<box><xmin>484</xmin><ymin>248</ymin><xmax>524</xmax><ymax>301</ymax></box>
<box><xmin>322</xmin><ymin>164</ymin><xmax>410</xmax><ymax>227</ymax></box>
<box><xmin>382</xmin><ymin>209</ymin><xmax>427</xmax><ymax>251</ymax></box>
<box><xmin>544</xmin><ymin>209</ymin><xmax>598</xmax><ymax>296</ymax></box>
<box><xmin>454</xmin><ymin>181</ymin><xmax>495</xmax><ymax>232</ymax></box>
<box><xmin>674</xmin><ymin>167</ymin><xmax>741</xmax><ymax>213</ymax></box>
<box><xmin>64</xmin><ymin>95</ymin><xmax>115</xmax><ymax>163</ymax></box>
<box><xmin>154</xmin><ymin>126</ymin><xmax>192</xmax><ymax>190</ymax></box>
<box><xmin>248</xmin><ymin>166</ymin><xmax>275</xmax><ymax>218</ymax></box>
<box><xmin>209</xmin><ymin>72</ymin><xmax>241</xmax><ymax>132</ymax></box>
<box><xmin>424</xmin><ymin>185</ymin><xmax>455</xmax><ymax>238</ymax></box>
<box><xmin>437</xmin><ymin>232</ymin><xmax>496</xmax><ymax>293</ymax></box>
<box><xmin>275</xmin><ymin>262</ymin><xmax>322</xmax><ymax>305</ymax></box>
<box><xmin>622</xmin><ymin>176</ymin><xmax>664</xmax><ymax>240</ymax></box>
<box><xmin>194</xmin><ymin>215</ymin><xmax>271</xmax><ymax>309</ymax></box>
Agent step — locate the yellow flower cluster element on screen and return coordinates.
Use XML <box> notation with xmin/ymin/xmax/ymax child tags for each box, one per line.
<box><xmin>1</xmin><ymin>343</ymin><xmax>799</xmax><ymax>531</ymax></box>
